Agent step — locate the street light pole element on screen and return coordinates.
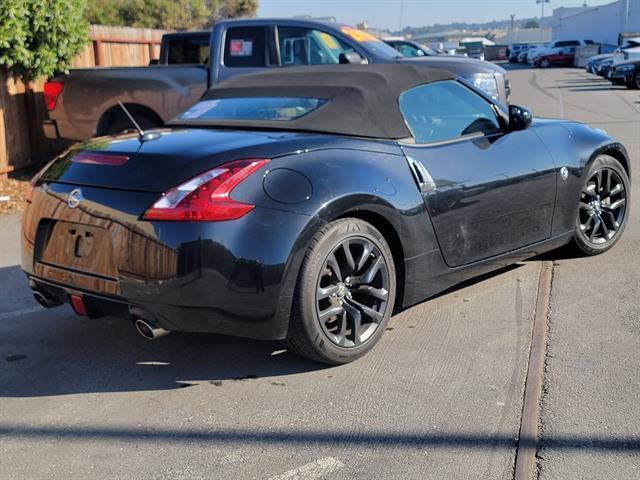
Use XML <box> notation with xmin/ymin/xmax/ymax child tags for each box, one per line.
<box><xmin>625</xmin><ymin>0</ymin><xmax>630</xmax><ymax>31</ymax></box>
<box><xmin>536</xmin><ymin>0</ymin><xmax>550</xmax><ymax>42</ymax></box>
<box><xmin>536</xmin><ymin>0</ymin><xmax>550</xmax><ymax>19</ymax></box>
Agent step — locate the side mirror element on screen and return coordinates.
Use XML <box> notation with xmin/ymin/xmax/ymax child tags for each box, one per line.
<box><xmin>339</xmin><ymin>52</ymin><xmax>364</xmax><ymax>64</ymax></box>
<box><xmin>509</xmin><ymin>105</ymin><xmax>532</xmax><ymax>131</ymax></box>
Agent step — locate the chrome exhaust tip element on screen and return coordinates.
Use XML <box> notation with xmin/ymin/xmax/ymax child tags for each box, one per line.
<box><xmin>134</xmin><ymin>318</ymin><xmax>170</xmax><ymax>340</ymax></box>
<box><xmin>33</xmin><ymin>291</ymin><xmax>50</xmax><ymax>308</ymax></box>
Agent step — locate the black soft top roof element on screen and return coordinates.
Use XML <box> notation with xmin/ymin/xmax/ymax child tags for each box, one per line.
<box><xmin>169</xmin><ymin>64</ymin><xmax>455</xmax><ymax>139</ymax></box>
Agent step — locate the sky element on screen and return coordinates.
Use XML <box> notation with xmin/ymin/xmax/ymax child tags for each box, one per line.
<box><xmin>257</xmin><ymin>0</ymin><xmax>617</xmax><ymax>31</ymax></box>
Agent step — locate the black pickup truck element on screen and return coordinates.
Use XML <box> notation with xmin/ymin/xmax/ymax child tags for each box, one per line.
<box><xmin>43</xmin><ymin>18</ymin><xmax>511</xmax><ymax>141</ymax></box>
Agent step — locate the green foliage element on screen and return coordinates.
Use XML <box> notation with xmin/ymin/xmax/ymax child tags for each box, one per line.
<box><xmin>524</xmin><ymin>19</ymin><xmax>540</xmax><ymax>29</ymax></box>
<box><xmin>0</xmin><ymin>0</ymin><xmax>89</xmax><ymax>81</ymax></box>
<box><xmin>86</xmin><ymin>0</ymin><xmax>258</xmax><ymax>30</ymax></box>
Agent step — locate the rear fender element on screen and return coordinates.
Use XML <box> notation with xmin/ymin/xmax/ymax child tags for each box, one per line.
<box><xmin>246</xmin><ymin>147</ymin><xmax>444</xmax><ymax>314</ymax></box>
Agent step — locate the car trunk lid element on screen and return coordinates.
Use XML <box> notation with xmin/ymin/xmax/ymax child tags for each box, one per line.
<box><xmin>41</xmin><ymin>128</ymin><xmax>305</xmax><ymax>192</ymax></box>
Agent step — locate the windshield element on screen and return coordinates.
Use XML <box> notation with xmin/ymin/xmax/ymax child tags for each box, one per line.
<box><xmin>339</xmin><ymin>26</ymin><xmax>403</xmax><ymax>59</ymax></box>
<box><xmin>177</xmin><ymin>97</ymin><xmax>327</xmax><ymax>121</ymax></box>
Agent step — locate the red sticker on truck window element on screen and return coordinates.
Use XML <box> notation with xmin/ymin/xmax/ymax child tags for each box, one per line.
<box><xmin>229</xmin><ymin>39</ymin><xmax>253</xmax><ymax>57</ymax></box>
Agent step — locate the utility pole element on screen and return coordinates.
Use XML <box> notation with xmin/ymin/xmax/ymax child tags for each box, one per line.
<box><xmin>510</xmin><ymin>14</ymin><xmax>516</xmax><ymax>31</ymax></box>
<box><xmin>536</xmin><ymin>0</ymin><xmax>550</xmax><ymax>19</ymax></box>
<box><xmin>399</xmin><ymin>0</ymin><xmax>404</xmax><ymax>31</ymax></box>
<box><xmin>536</xmin><ymin>0</ymin><xmax>550</xmax><ymax>42</ymax></box>
<box><xmin>625</xmin><ymin>0</ymin><xmax>630</xmax><ymax>32</ymax></box>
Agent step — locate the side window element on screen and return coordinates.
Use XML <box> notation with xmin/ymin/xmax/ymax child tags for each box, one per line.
<box><xmin>397</xmin><ymin>43</ymin><xmax>422</xmax><ymax>57</ymax></box>
<box><xmin>223</xmin><ymin>27</ymin><xmax>267</xmax><ymax>67</ymax></box>
<box><xmin>399</xmin><ymin>81</ymin><xmax>501</xmax><ymax>144</ymax></box>
<box><xmin>277</xmin><ymin>27</ymin><xmax>358</xmax><ymax>65</ymax></box>
<box><xmin>167</xmin><ymin>37</ymin><xmax>210</xmax><ymax>65</ymax></box>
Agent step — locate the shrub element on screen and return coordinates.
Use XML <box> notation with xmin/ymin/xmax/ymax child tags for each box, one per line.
<box><xmin>0</xmin><ymin>0</ymin><xmax>89</xmax><ymax>81</ymax></box>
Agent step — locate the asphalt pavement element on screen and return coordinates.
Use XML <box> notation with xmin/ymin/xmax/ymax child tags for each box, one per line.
<box><xmin>0</xmin><ymin>67</ymin><xmax>638</xmax><ymax>479</ymax></box>
<box><xmin>507</xmin><ymin>67</ymin><xmax>640</xmax><ymax>480</ymax></box>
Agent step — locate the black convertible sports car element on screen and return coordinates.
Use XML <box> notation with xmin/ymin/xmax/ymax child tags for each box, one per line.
<box><xmin>22</xmin><ymin>65</ymin><xmax>630</xmax><ymax>364</ymax></box>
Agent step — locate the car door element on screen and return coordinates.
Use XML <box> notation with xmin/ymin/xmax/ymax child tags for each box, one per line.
<box><xmin>560</xmin><ymin>47</ymin><xmax>576</xmax><ymax>65</ymax></box>
<box><xmin>399</xmin><ymin>80</ymin><xmax>557</xmax><ymax>267</ymax></box>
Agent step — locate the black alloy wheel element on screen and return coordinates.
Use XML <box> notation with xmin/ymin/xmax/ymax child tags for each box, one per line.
<box><xmin>287</xmin><ymin>218</ymin><xmax>396</xmax><ymax>364</ymax></box>
<box><xmin>633</xmin><ymin>71</ymin><xmax>640</xmax><ymax>90</ymax></box>
<box><xmin>540</xmin><ymin>58</ymin><xmax>551</xmax><ymax>68</ymax></box>
<box><xmin>571</xmin><ymin>155</ymin><xmax>630</xmax><ymax>255</ymax></box>
<box><xmin>315</xmin><ymin>237</ymin><xmax>390</xmax><ymax>348</ymax></box>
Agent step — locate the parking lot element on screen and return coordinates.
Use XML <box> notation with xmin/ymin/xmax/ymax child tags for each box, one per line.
<box><xmin>1</xmin><ymin>67</ymin><xmax>639</xmax><ymax>479</ymax></box>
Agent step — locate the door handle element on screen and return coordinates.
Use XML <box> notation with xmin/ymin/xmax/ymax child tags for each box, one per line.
<box><xmin>409</xmin><ymin>159</ymin><xmax>437</xmax><ymax>194</ymax></box>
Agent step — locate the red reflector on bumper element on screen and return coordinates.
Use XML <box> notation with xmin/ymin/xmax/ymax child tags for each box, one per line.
<box><xmin>70</xmin><ymin>294</ymin><xmax>88</xmax><ymax>316</ymax></box>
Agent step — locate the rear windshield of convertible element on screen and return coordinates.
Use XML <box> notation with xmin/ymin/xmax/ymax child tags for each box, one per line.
<box><xmin>178</xmin><ymin>97</ymin><xmax>327</xmax><ymax>121</ymax></box>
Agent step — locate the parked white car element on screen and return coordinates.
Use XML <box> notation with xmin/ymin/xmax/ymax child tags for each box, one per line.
<box><xmin>611</xmin><ymin>38</ymin><xmax>640</xmax><ymax>64</ymax></box>
<box><xmin>520</xmin><ymin>43</ymin><xmax>549</xmax><ymax>63</ymax></box>
<box><xmin>528</xmin><ymin>40</ymin><xmax>594</xmax><ymax>65</ymax></box>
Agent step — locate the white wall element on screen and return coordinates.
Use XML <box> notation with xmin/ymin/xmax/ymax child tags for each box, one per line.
<box><xmin>500</xmin><ymin>28</ymin><xmax>552</xmax><ymax>44</ymax></box>
<box><xmin>552</xmin><ymin>0</ymin><xmax>640</xmax><ymax>45</ymax></box>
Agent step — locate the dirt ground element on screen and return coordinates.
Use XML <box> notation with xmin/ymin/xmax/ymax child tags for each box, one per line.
<box><xmin>0</xmin><ymin>171</ymin><xmax>33</xmax><ymax>217</ymax></box>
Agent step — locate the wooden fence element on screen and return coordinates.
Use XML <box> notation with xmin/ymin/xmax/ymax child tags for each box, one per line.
<box><xmin>0</xmin><ymin>25</ymin><xmax>167</xmax><ymax>179</ymax></box>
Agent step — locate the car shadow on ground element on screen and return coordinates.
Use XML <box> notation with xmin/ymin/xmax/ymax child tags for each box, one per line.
<box><xmin>0</xmin><ymin>243</ymin><xmax>578</xmax><ymax>399</ymax></box>
<box><xmin>0</xmin><ymin>312</ymin><xmax>331</xmax><ymax>397</ymax></box>
<box><xmin>570</xmin><ymin>86</ymin><xmax>628</xmax><ymax>92</ymax></box>
<box><xmin>0</xmin><ymin>266</ymin><xmax>331</xmax><ymax>398</ymax></box>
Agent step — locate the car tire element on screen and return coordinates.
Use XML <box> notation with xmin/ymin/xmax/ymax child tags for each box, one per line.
<box><xmin>286</xmin><ymin>218</ymin><xmax>396</xmax><ymax>364</ymax></box>
<box><xmin>629</xmin><ymin>71</ymin><xmax>640</xmax><ymax>90</ymax></box>
<box><xmin>540</xmin><ymin>58</ymin><xmax>551</xmax><ymax>68</ymax></box>
<box><xmin>569</xmin><ymin>155</ymin><xmax>630</xmax><ymax>256</ymax></box>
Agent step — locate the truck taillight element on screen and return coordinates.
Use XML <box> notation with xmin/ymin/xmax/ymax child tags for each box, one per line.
<box><xmin>142</xmin><ymin>159</ymin><xmax>269</xmax><ymax>222</ymax></box>
<box><xmin>44</xmin><ymin>81</ymin><xmax>64</xmax><ymax>111</ymax></box>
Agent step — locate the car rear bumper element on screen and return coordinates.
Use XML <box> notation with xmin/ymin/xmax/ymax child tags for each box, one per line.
<box><xmin>42</xmin><ymin>117</ymin><xmax>89</xmax><ymax>142</ymax></box>
<box><xmin>42</xmin><ymin>119</ymin><xmax>60</xmax><ymax>140</ymax></box>
<box><xmin>26</xmin><ymin>275</ymin><xmax>295</xmax><ymax>340</ymax></box>
<box><xmin>21</xmin><ymin>182</ymin><xmax>315</xmax><ymax>340</ymax></box>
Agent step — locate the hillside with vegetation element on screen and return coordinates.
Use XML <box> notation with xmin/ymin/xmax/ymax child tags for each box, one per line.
<box><xmin>390</xmin><ymin>16</ymin><xmax>551</xmax><ymax>37</ymax></box>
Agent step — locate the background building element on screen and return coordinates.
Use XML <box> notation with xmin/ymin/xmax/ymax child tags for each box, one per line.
<box><xmin>552</xmin><ymin>0</ymin><xmax>640</xmax><ymax>46</ymax></box>
<box><xmin>499</xmin><ymin>27</ymin><xmax>552</xmax><ymax>44</ymax></box>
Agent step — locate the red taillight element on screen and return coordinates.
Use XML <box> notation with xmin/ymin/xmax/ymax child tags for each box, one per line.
<box><xmin>142</xmin><ymin>159</ymin><xmax>269</xmax><ymax>222</ymax></box>
<box><xmin>44</xmin><ymin>81</ymin><xmax>64</xmax><ymax>111</ymax></box>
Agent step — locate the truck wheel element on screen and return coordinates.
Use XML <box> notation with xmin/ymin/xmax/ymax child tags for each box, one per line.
<box><xmin>103</xmin><ymin>114</ymin><xmax>160</xmax><ymax>136</ymax></box>
<box><xmin>629</xmin><ymin>71</ymin><xmax>640</xmax><ymax>90</ymax></box>
<box><xmin>286</xmin><ymin>218</ymin><xmax>396</xmax><ymax>364</ymax></box>
<box><xmin>540</xmin><ymin>58</ymin><xmax>551</xmax><ymax>68</ymax></box>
